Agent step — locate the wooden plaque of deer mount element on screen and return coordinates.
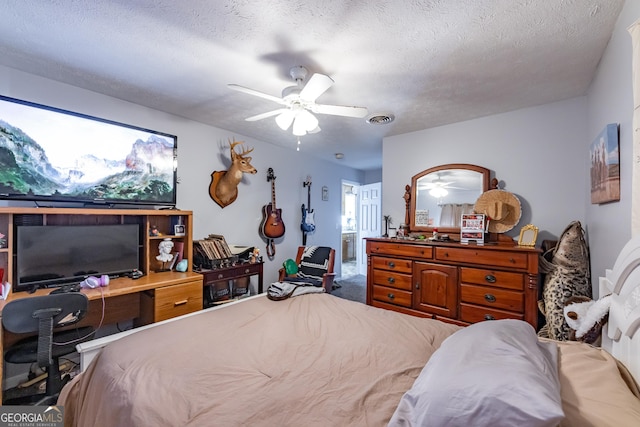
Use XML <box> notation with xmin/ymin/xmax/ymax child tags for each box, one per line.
<box><xmin>209</xmin><ymin>139</ymin><xmax>257</xmax><ymax>208</ymax></box>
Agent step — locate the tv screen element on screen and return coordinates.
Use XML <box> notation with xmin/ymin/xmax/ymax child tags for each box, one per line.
<box><xmin>0</xmin><ymin>95</ymin><xmax>177</xmax><ymax>206</ymax></box>
<box><xmin>16</xmin><ymin>224</ymin><xmax>140</xmax><ymax>291</ymax></box>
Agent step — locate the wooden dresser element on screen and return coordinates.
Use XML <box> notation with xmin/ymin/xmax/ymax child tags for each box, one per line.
<box><xmin>366</xmin><ymin>238</ymin><xmax>540</xmax><ymax>329</ymax></box>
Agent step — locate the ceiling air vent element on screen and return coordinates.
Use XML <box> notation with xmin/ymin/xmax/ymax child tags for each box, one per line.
<box><xmin>366</xmin><ymin>113</ymin><xmax>395</xmax><ymax>125</ymax></box>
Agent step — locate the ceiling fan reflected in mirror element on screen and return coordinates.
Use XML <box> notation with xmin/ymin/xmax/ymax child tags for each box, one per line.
<box><xmin>228</xmin><ymin>66</ymin><xmax>368</xmax><ymax>136</ymax></box>
<box><xmin>417</xmin><ymin>174</ymin><xmax>463</xmax><ymax>198</ymax></box>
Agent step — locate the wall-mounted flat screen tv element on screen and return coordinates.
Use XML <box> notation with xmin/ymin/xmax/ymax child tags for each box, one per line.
<box><xmin>16</xmin><ymin>224</ymin><xmax>140</xmax><ymax>292</ymax></box>
<box><xmin>0</xmin><ymin>95</ymin><xmax>177</xmax><ymax>207</ymax></box>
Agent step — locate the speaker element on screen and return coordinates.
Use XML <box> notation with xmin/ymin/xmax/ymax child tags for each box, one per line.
<box><xmin>80</xmin><ymin>275</ymin><xmax>110</xmax><ymax>289</ymax></box>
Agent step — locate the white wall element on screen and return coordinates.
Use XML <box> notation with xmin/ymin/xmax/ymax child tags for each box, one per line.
<box><xmin>383</xmin><ymin>2</ymin><xmax>640</xmax><ymax>299</ymax></box>
<box><xmin>383</xmin><ymin>96</ymin><xmax>588</xmax><ymax>243</ymax></box>
<box><xmin>0</xmin><ymin>65</ymin><xmax>365</xmax><ymax>284</ymax></box>
<box><xmin>586</xmin><ymin>1</ymin><xmax>640</xmax><ymax>288</ymax></box>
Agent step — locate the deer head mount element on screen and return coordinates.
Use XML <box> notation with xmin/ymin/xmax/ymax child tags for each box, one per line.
<box><xmin>209</xmin><ymin>139</ymin><xmax>257</xmax><ymax>208</ymax></box>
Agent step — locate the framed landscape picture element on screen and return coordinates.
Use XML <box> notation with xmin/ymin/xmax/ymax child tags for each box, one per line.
<box><xmin>590</xmin><ymin>123</ymin><xmax>620</xmax><ymax>204</ymax></box>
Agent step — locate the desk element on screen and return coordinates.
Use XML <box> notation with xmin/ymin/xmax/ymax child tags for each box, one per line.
<box><xmin>0</xmin><ymin>271</ymin><xmax>204</xmax><ymax>403</ymax></box>
<box><xmin>198</xmin><ymin>261</ymin><xmax>264</xmax><ymax>297</ymax></box>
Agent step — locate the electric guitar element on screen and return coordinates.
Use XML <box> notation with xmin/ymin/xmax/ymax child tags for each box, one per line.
<box><xmin>301</xmin><ymin>176</ymin><xmax>315</xmax><ymax>233</ymax></box>
<box><xmin>260</xmin><ymin>168</ymin><xmax>285</xmax><ymax>240</ymax></box>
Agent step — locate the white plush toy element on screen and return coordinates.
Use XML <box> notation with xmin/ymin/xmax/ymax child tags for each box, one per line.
<box><xmin>563</xmin><ymin>294</ymin><xmax>612</xmax><ymax>344</ymax></box>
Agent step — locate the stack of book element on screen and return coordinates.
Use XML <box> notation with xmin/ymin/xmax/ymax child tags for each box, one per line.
<box><xmin>193</xmin><ymin>234</ymin><xmax>236</xmax><ymax>268</ymax></box>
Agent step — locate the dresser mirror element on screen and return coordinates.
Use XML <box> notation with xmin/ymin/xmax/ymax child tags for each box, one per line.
<box><xmin>408</xmin><ymin>164</ymin><xmax>491</xmax><ymax>234</ymax></box>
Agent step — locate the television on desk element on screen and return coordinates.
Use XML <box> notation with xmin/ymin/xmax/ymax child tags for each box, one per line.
<box><xmin>0</xmin><ymin>95</ymin><xmax>177</xmax><ymax>207</ymax></box>
<box><xmin>16</xmin><ymin>224</ymin><xmax>140</xmax><ymax>292</ymax></box>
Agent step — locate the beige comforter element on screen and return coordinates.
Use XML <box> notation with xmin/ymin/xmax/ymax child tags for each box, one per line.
<box><xmin>59</xmin><ymin>293</ymin><xmax>460</xmax><ymax>426</ymax></box>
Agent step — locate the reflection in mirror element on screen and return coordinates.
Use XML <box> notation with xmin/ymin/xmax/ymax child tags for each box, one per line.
<box><xmin>409</xmin><ymin>164</ymin><xmax>490</xmax><ymax>233</ymax></box>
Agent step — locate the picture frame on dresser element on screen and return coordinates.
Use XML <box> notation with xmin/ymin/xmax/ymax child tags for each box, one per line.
<box><xmin>517</xmin><ymin>224</ymin><xmax>539</xmax><ymax>247</ymax></box>
<box><xmin>174</xmin><ymin>224</ymin><xmax>186</xmax><ymax>236</ymax></box>
<box><xmin>460</xmin><ymin>213</ymin><xmax>485</xmax><ymax>245</ymax></box>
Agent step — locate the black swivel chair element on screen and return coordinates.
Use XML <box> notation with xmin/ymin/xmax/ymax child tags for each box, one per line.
<box><xmin>2</xmin><ymin>293</ymin><xmax>94</xmax><ymax>405</ymax></box>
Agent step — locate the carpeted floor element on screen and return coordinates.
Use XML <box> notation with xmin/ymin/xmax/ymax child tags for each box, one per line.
<box><xmin>331</xmin><ymin>274</ymin><xmax>366</xmax><ymax>303</ymax></box>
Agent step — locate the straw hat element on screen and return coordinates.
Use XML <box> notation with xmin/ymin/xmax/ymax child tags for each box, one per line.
<box><xmin>474</xmin><ymin>189</ymin><xmax>522</xmax><ymax>233</ymax></box>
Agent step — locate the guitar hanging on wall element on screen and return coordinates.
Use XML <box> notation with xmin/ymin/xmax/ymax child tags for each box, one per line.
<box><xmin>301</xmin><ymin>176</ymin><xmax>315</xmax><ymax>245</ymax></box>
<box><xmin>260</xmin><ymin>167</ymin><xmax>285</xmax><ymax>257</ymax></box>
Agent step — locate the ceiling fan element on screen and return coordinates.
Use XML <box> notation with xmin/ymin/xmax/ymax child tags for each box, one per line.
<box><xmin>228</xmin><ymin>66</ymin><xmax>368</xmax><ymax>136</ymax></box>
<box><xmin>418</xmin><ymin>174</ymin><xmax>457</xmax><ymax>198</ymax></box>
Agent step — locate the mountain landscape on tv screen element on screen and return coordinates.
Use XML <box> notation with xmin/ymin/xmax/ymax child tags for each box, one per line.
<box><xmin>0</xmin><ymin>119</ymin><xmax>175</xmax><ymax>203</ymax></box>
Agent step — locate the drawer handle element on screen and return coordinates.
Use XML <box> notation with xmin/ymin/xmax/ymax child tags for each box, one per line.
<box><xmin>387</xmin><ymin>293</ymin><xmax>395</xmax><ymax>300</ymax></box>
<box><xmin>485</xmin><ymin>274</ymin><xmax>496</xmax><ymax>283</ymax></box>
<box><xmin>217</xmin><ymin>274</ymin><xmax>224</xmax><ymax>279</ymax></box>
<box><xmin>387</xmin><ymin>277</ymin><xmax>395</xmax><ymax>284</ymax></box>
<box><xmin>244</xmin><ymin>268</ymin><xmax>250</xmax><ymax>274</ymax></box>
<box><xmin>509</xmin><ymin>258</ymin><xmax>516</xmax><ymax>263</ymax></box>
<box><xmin>484</xmin><ymin>293</ymin><xmax>497</xmax><ymax>303</ymax></box>
<box><xmin>388</xmin><ymin>262</ymin><xmax>395</xmax><ymax>268</ymax></box>
<box><xmin>443</xmin><ymin>252</ymin><xmax>449</xmax><ymax>257</ymax></box>
<box><xmin>484</xmin><ymin>314</ymin><xmax>496</xmax><ymax>321</ymax></box>
<box><xmin>174</xmin><ymin>299</ymin><xmax>189</xmax><ymax>307</ymax></box>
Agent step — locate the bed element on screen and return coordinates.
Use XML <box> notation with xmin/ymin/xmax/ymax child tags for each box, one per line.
<box><xmin>58</xmin><ymin>237</ymin><xmax>640</xmax><ymax>426</ymax></box>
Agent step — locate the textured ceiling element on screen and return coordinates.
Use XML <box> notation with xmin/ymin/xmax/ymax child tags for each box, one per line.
<box><xmin>0</xmin><ymin>1</ymin><xmax>625</xmax><ymax>170</ymax></box>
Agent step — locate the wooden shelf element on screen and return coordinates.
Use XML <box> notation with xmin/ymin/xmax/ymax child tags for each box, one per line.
<box><xmin>0</xmin><ymin>207</ymin><xmax>194</xmax><ymax>298</ymax></box>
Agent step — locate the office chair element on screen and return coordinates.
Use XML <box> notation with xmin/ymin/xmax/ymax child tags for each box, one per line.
<box><xmin>278</xmin><ymin>246</ymin><xmax>336</xmax><ymax>293</ymax></box>
<box><xmin>2</xmin><ymin>293</ymin><xmax>94</xmax><ymax>405</ymax></box>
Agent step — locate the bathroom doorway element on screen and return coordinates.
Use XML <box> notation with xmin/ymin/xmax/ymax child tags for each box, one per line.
<box><xmin>340</xmin><ymin>181</ymin><xmax>381</xmax><ymax>278</ymax></box>
<box><xmin>341</xmin><ymin>182</ymin><xmax>358</xmax><ymax>278</ymax></box>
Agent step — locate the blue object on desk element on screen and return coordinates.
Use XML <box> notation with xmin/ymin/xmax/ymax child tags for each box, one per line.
<box><xmin>176</xmin><ymin>259</ymin><xmax>188</xmax><ymax>272</ymax></box>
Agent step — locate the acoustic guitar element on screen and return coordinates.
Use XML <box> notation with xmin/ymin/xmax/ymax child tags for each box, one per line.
<box><xmin>260</xmin><ymin>168</ymin><xmax>285</xmax><ymax>240</ymax></box>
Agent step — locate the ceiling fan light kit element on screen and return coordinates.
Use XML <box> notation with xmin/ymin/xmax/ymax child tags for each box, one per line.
<box><xmin>229</xmin><ymin>66</ymin><xmax>368</xmax><ymax>137</ymax></box>
<box><xmin>429</xmin><ymin>187</ymin><xmax>449</xmax><ymax>198</ymax></box>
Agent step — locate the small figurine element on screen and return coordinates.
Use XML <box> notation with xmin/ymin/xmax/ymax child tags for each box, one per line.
<box><xmin>156</xmin><ymin>238</ymin><xmax>174</xmax><ymax>263</ymax></box>
<box><xmin>250</xmin><ymin>248</ymin><xmax>260</xmax><ymax>263</ymax></box>
<box><xmin>150</xmin><ymin>225</ymin><xmax>160</xmax><ymax>237</ymax></box>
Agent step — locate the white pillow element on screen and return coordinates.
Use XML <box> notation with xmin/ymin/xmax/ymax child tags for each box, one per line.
<box><xmin>388</xmin><ymin>319</ymin><xmax>564</xmax><ymax>427</ymax></box>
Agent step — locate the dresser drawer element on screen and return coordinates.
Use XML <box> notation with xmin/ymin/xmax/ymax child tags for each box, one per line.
<box><xmin>150</xmin><ymin>280</ymin><xmax>203</xmax><ymax>322</ymax></box>
<box><xmin>435</xmin><ymin>247</ymin><xmax>528</xmax><ymax>269</ymax></box>
<box><xmin>371</xmin><ymin>256</ymin><xmax>412</xmax><ymax>273</ymax></box>
<box><xmin>372</xmin><ymin>284</ymin><xmax>412</xmax><ymax>308</ymax></box>
<box><xmin>460</xmin><ymin>268</ymin><xmax>524</xmax><ymax>290</ymax></box>
<box><xmin>460</xmin><ymin>284</ymin><xmax>524</xmax><ymax>312</ymax></box>
<box><xmin>202</xmin><ymin>263</ymin><xmax>262</xmax><ymax>283</ymax></box>
<box><xmin>368</xmin><ymin>241</ymin><xmax>433</xmax><ymax>259</ymax></box>
<box><xmin>460</xmin><ymin>303</ymin><xmax>524</xmax><ymax>323</ymax></box>
<box><xmin>372</xmin><ymin>269</ymin><xmax>412</xmax><ymax>291</ymax></box>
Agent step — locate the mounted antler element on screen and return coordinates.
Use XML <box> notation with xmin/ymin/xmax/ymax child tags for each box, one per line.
<box><xmin>209</xmin><ymin>138</ymin><xmax>257</xmax><ymax>208</ymax></box>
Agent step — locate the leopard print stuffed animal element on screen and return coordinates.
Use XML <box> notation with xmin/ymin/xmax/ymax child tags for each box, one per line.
<box><xmin>537</xmin><ymin>221</ymin><xmax>592</xmax><ymax>341</ymax></box>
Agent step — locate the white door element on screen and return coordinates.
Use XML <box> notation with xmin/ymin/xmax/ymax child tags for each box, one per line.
<box><xmin>357</xmin><ymin>182</ymin><xmax>381</xmax><ymax>275</ymax></box>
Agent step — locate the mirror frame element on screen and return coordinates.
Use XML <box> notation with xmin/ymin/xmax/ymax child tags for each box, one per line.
<box><xmin>408</xmin><ymin>163</ymin><xmax>491</xmax><ymax>234</ymax></box>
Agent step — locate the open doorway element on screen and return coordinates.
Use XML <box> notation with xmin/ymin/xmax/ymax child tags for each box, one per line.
<box><xmin>340</xmin><ymin>181</ymin><xmax>381</xmax><ymax>278</ymax></box>
<box><xmin>341</xmin><ymin>182</ymin><xmax>358</xmax><ymax>279</ymax></box>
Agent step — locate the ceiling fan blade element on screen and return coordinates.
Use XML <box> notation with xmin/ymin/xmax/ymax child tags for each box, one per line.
<box><xmin>228</xmin><ymin>84</ymin><xmax>286</xmax><ymax>105</ymax></box>
<box><xmin>312</xmin><ymin>103</ymin><xmax>368</xmax><ymax>118</ymax></box>
<box><xmin>299</xmin><ymin>73</ymin><xmax>334</xmax><ymax>102</ymax></box>
<box><xmin>418</xmin><ymin>181</ymin><xmax>455</xmax><ymax>189</ymax></box>
<box><xmin>245</xmin><ymin>109</ymin><xmax>288</xmax><ymax>121</ymax></box>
